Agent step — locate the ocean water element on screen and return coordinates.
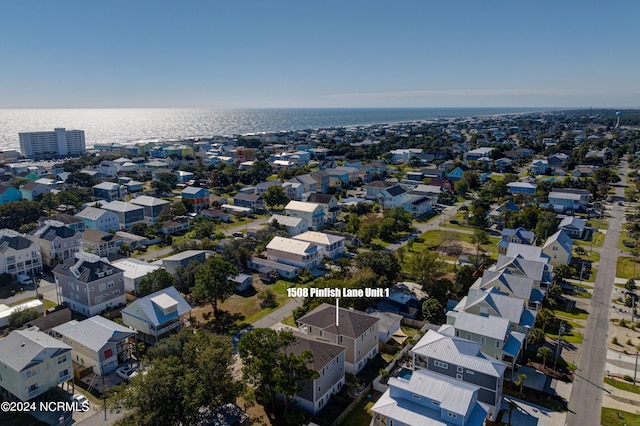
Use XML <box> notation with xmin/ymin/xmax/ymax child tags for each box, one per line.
<box><xmin>0</xmin><ymin>107</ymin><xmax>547</xmax><ymax>151</ymax></box>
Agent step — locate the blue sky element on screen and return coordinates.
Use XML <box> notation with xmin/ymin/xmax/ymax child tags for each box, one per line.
<box><xmin>2</xmin><ymin>0</ymin><xmax>639</xmax><ymax>108</ymax></box>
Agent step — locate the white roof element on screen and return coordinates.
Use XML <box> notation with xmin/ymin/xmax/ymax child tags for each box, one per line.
<box><xmin>52</xmin><ymin>316</ymin><xmax>136</xmax><ymax>352</ymax></box>
<box><xmin>268</xmin><ymin>214</ymin><xmax>305</xmax><ymax>227</ymax></box>
<box><xmin>93</xmin><ymin>182</ymin><xmax>123</xmax><ymax>190</ymax></box>
<box><xmin>543</xmin><ymin>230</ymin><xmax>573</xmax><ymax>252</ymax></box>
<box><xmin>293</xmin><ymin>231</ymin><xmax>344</xmax><ymax>246</ymax></box>
<box><xmin>130</xmin><ymin>195</ymin><xmax>169</xmax><ymax>207</ymax></box>
<box><xmin>112</xmin><ymin>258</ymin><xmax>162</xmax><ymax>279</ymax></box>
<box><xmin>267</xmin><ymin>236</ymin><xmax>317</xmax><ymax>256</ymax></box>
<box><xmin>549</xmin><ymin>191</ymin><xmax>582</xmax><ymax>200</ymax></box>
<box><xmin>102</xmin><ymin>201</ymin><xmax>144</xmax><ymax>213</ymax></box>
<box><xmin>460</xmin><ymin>288</ymin><xmax>525</xmax><ymax>325</ymax></box>
<box><xmin>451</xmin><ymin>311</ymin><xmax>510</xmax><ymax>341</ymax></box>
<box><xmin>76</xmin><ymin>207</ymin><xmax>115</xmax><ymax>221</ymax></box>
<box><xmin>412</xmin><ymin>330</ymin><xmax>505</xmax><ymax>377</ymax></box>
<box><xmin>505</xmin><ymin>243</ymin><xmax>545</xmax><ymax>262</ymax></box>
<box><xmin>285</xmin><ymin>200</ymin><xmax>321</xmax><ymax>213</ymax></box>
<box><xmin>150</xmin><ymin>293</ymin><xmax>178</xmax><ymax>310</ymax></box>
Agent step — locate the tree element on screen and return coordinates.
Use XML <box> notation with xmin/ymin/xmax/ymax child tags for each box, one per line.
<box><xmin>8</xmin><ymin>307</ymin><xmax>40</xmax><ymax>330</ymax></box>
<box><xmin>174</xmin><ymin>260</ymin><xmax>203</xmax><ymax>293</ymax></box>
<box><xmin>151</xmin><ymin>180</ymin><xmax>172</xmax><ymax>196</ymax></box>
<box><xmin>470</xmin><ymin>229</ymin><xmax>490</xmax><ymax>266</ymax></box>
<box><xmin>156</xmin><ymin>172</ymin><xmax>178</xmax><ymax>189</ymax></box>
<box><xmin>527</xmin><ymin>327</ymin><xmax>546</xmax><ymax>348</ymax></box>
<box><xmin>130</xmin><ymin>222</ymin><xmax>150</xmax><ymax>237</ymax></box>
<box><xmin>454</xmin><ymin>179</ymin><xmax>469</xmax><ymax>195</ymax></box>
<box><xmin>626</xmin><ymin>279</ymin><xmax>637</xmax><ymax>291</ymax></box>
<box><xmin>406</xmin><ymin>250</ymin><xmax>446</xmax><ymax>287</ymax></box>
<box><xmin>574</xmin><ymin>245</ymin><xmax>586</xmax><ymax>256</ymax></box>
<box><xmin>344</xmin><ymin>214</ymin><xmax>361</xmax><ymax>234</ymax></box>
<box><xmin>535</xmin><ymin>308</ymin><xmax>554</xmax><ymax>332</ymax></box>
<box><xmin>192</xmin><ymin>257</ymin><xmax>237</xmax><ymax>318</ymax></box>
<box><xmin>66</xmin><ymin>172</ymin><xmax>97</xmax><ymax>187</ymax></box>
<box><xmin>422</xmin><ymin>298</ymin><xmax>445</xmax><ymax>324</ymax></box>
<box><xmin>454</xmin><ymin>265</ymin><xmax>476</xmax><ymax>296</ymax></box>
<box><xmin>238</xmin><ymin>329</ymin><xmax>318</xmax><ymax>417</ymax></box>
<box><xmin>262</xmin><ymin>185</ymin><xmax>289</xmax><ymax>208</ymax></box>
<box><xmin>0</xmin><ymin>201</ymin><xmax>44</xmax><ymax>230</ymax></box>
<box><xmin>515</xmin><ymin>373</ymin><xmax>527</xmax><ymax>396</ymax></box>
<box><xmin>538</xmin><ymin>346</ymin><xmax>553</xmax><ymax>369</ymax></box>
<box><xmin>137</xmin><ymin>269</ymin><xmax>175</xmax><ymax>297</ymax></box>
<box><xmin>354</xmin><ymin>251</ymin><xmax>401</xmax><ymax>283</ymax></box>
<box><xmin>553</xmin><ymin>264</ymin><xmax>574</xmax><ymax>282</ymax></box>
<box><xmin>357</xmin><ymin>214</ymin><xmax>380</xmax><ymax>245</ymax></box>
<box><xmin>535</xmin><ymin>211</ymin><xmax>559</xmax><ymax>240</ymax></box>
<box><xmin>548</xmin><ymin>284</ymin><xmax>563</xmax><ymax>299</ymax></box>
<box><xmin>109</xmin><ymin>329</ymin><xmax>240</xmax><ymax>426</ymax></box>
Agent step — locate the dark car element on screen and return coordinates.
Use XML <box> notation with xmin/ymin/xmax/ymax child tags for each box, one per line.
<box><xmin>449</xmin><ymin>219</ymin><xmax>460</xmax><ymax>225</ymax></box>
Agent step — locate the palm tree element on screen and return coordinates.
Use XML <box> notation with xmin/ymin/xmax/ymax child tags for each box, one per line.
<box><xmin>515</xmin><ymin>373</ymin><xmax>527</xmax><ymax>396</ymax></box>
<box><xmin>538</xmin><ymin>346</ymin><xmax>553</xmax><ymax>370</ymax></box>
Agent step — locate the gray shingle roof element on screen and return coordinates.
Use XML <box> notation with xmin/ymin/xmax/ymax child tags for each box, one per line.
<box><xmin>0</xmin><ymin>330</ymin><xmax>71</xmax><ymax>372</ymax></box>
<box><xmin>298</xmin><ymin>303</ymin><xmax>378</xmax><ymax>339</ymax></box>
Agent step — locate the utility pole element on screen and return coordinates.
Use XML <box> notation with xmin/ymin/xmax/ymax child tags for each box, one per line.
<box><xmin>634</xmin><ymin>352</ymin><xmax>638</xmax><ymax>385</ymax></box>
<box><xmin>554</xmin><ymin>320</ymin><xmax>565</xmax><ymax>371</ymax></box>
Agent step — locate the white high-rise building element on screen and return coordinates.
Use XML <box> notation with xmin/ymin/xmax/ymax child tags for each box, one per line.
<box><xmin>19</xmin><ymin>128</ymin><xmax>86</xmax><ymax>159</ymax></box>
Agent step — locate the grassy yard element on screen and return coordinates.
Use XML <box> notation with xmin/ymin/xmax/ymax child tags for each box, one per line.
<box><xmin>587</xmin><ymin>217</ymin><xmax>609</xmax><ymax>231</ymax></box>
<box><xmin>601</xmin><ymin>407</ymin><xmax>640</xmax><ymax>426</ymax></box>
<box><xmin>616</xmin><ymin>256</ymin><xmax>640</xmax><ymax>280</ymax></box>
<box><xmin>605</xmin><ymin>377</ymin><xmax>640</xmax><ymax>394</ymax></box>
<box><xmin>6</xmin><ymin>297</ymin><xmax>57</xmax><ymax>311</ymax></box>
<box><xmin>553</xmin><ymin>307</ymin><xmax>589</xmax><ymax>321</ymax></box>
<box><xmin>337</xmin><ymin>393</ymin><xmax>380</xmax><ymax>426</ymax></box>
<box><xmin>574</xmin><ymin>232</ymin><xmax>605</xmax><ymax>248</ymax></box>
<box><xmin>416</xmin><ymin>229</ymin><xmax>500</xmax><ymax>257</ymax></box>
<box><xmin>619</xmin><ymin>233</ymin><xmax>635</xmax><ymax>253</ymax></box>
<box><xmin>546</xmin><ymin>324</ymin><xmax>583</xmax><ymax>344</ymax></box>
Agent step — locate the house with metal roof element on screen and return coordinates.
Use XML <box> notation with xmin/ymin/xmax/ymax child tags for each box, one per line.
<box><xmin>75</xmin><ymin>207</ymin><xmax>120</xmax><ymax>233</ymax></box>
<box><xmin>472</xmin><ymin>270</ymin><xmax>543</xmax><ymax>311</ymax></box>
<box><xmin>285</xmin><ymin>201</ymin><xmax>326</xmax><ymax>230</ymax></box>
<box><xmin>112</xmin><ymin>258</ymin><xmax>163</xmax><ymax>294</ymax></box>
<box><xmin>370</xmin><ymin>369</ymin><xmax>490</xmax><ymax>426</ymax></box>
<box><xmin>130</xmin><ymin>195</ymin><xmax>169</xmax><ymax>224</ymax></box>
<box><xmin>542</xmin><ymin>230</ymin><xmax>573</xmax><ymax>267</ymax></box>
<box><xmin>51</xmin><ymin>316</ymin><xmax>136</xmax><ymax>375</ymax></box>
<box><xmin>121</xmin><ymin>286</ymin><xmax>192</xmax><ymax>344</ymax></box>
<box><xmin>441</xmin><ymin>311</ymin><xmax>525</xmax><ymax>374</ymax></box>
<box><xmin>558</xmin><ymin>216</ymin><xmax>587</xmax><ymax>240</ymax></box>
<box><xmin>81</xmin><ymin>229</ymin><xmax>123</xmax><ymax>258</ymax></box>
<box><xmin>268</xmin><ymin>214</ymin><xmax>308</xmax><ymax>236</ymax></box>
<box><xmin>181</xmin><ymin>186</ymin><xmax>210</xmax><ymax>211</ymax></box>
<box><xmin>266</xmin><ymin>236</ymin><xmax>321</xmax><ymax>271</ymax></box>
<box><xmin>497</xmin><ymin>227</ymin><xmax>536</xmax><ymax>255</ymax></box>
<box><xmin>101</xmin><ymin>201</ymin><xmax>145</xmax><ymax>229</ymax></box>
<box><xmin>93</xmin><ymin>182</ymin><xmax>127</xmax><ymax>202</ymax></box>
<box><xmin>0</xmin><ymin>329</ymin><xmax>73</xmax><ymax>401</ymax></box>
<box><xmin>410</xmin><ymin>330</ymin><xmax>505</xmax><ymax>422</ymax></box>
<box><xmin>0</xmin><ymin>228</ymin><xmax>43</xmax><ymax>277</ymax></box>
<box><xmin>377</xmin><ymin>185</ymin><xmax>408</xmax><ymax>209</ymax></box>
<box><xmin>297</xmin><ymin>303</ymin><xmax>379</xmax><ymax>374</ymax></box>
<box><xmin>292</xmin><ymin>231</ymin><xmax>345</xmax><ymax>259</ymax></box>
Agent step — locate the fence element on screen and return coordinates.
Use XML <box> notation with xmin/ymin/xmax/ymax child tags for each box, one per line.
<box><xmin>331</xmin><ymin>382</ymin><xmax>373</xmax><ymax>426</ymax></box>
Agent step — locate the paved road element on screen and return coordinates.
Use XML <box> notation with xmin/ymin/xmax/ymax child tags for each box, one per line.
<box><xmin>566</xmin><ymin>159</ymin><xmax>628</xmax><ymax>426</ymax></box>
<box><xmin>252</xmin><ymin>297</ymin><xmax>304</xmax><ymax>329</ymax></box>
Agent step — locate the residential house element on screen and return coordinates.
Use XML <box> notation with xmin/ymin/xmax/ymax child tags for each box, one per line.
<box><xmin>297</xmin><ymin>303</ymin><xmax>379</xmax><ymax>374</ymax></box>
<box><xmin>0</xmin><ymin>186</ymin><xmax>22</xmax><ymax>205</ymax></box>
<box><xmin>181</xmin><ymin>186</ymin><xmax>210</xmax><ymax>211</ymax></box>
<box><xmin>442</xmin><ymin>312</ymin><xmax>524</xmax><ymax>373</ymax></box>
<box><xmin>402</xmin><ymin>195</ymin><xmax>434</xmax><ymax>217</ymax></box>
<box><xmin>38</xmin><ymin>213</ymin><xmax>85</xmax><ymax>233</ymax></box>
<box><xmin>130</xmin><ymin>196</ymin><xmax>169</xmax><ymax>224</ymax></box>
<box><xmin>288</xmin><ymin>174</ymin><xmax>317</xmax><ymax>193</ymax></box>
<box><xmin>293</xmin><ymin>231</ymin><xmax>345</xmax><ymax>259</ymax></box>
<box><xmin>101</xmin><ymin>201</ymin><xmax>145</xmax><ymax>229</ymax></box>
<box><xmin>497</xmin><ymin>227</ymin><xmax>536</xmax><ymax>255</ymax></box>
<box><xmin>487</xmin><ymin>201</ymin><xmax>520</xmax><ymax>229</ymax></box>
<box><xmin>370</xmin><ymin>369</ymin><xmax>489</xmax><ymax>426</ymax></box>
<box><xmin>285</xmin><ymin>201</ymin><xmax>326</xmax><ymax>231</ymax></box>
<box><xmin>93</xmin><ymin>182</ymin><xmax>127</xmax><ymax>202</ymax></box>
<box><xmin>548</xmin><ymin>189</ymin><xmax>590</xmax><ymax>213</ymax></box>
<box><xmin>254</xmin><ymin>181</ymin><xmax>282</xmax><ymax>194</ymax></box>
<box><xmin>390</xmin><ymin>148</ymin><xmax>423</xmax><ymax>163</ymax></box>
<box><xmin>530</xmin><ymin>159</ymin><xmax>549</xmax><ymax>175</ymax></box>
<box><xmin>542</xmin><ymin>230</ymin><xmax>573</xmax><ymax>267</ymax></box>
<box><xmin>233</xmin><ymin>193</ymin><xmax>264</xmax><ymax>213</ymax></box>
<box><xmin>288</xmin><ymin>333</ymin><xmax>345</xmax><ymax>414</ymax></box>
<box><xmin>447</xmin><ymin>165</ymin><xmax>469</xmax><ymax>181</ymax></box>
<box><xmin>303</xmin><ymin>193</ymin><xmax>339</xmax><ymax>223</ymax></box>
<box><xmin>489</xmin><ymin>253</ymin><xmax>553</xmax><ymax>289</ymax></box>
<box><xmin>28</xmin><ymin>221</ymin><xmax>81</xmax><ymax>265</ymax></box>
<box><xmin>494</xmin><ymin>157</ymin><xmax>513</xmax><ymax>172</ymax></box>
<box><xmin>266</xmin><ymin>236</ymin><xmax>321</xmax><ymax>271</ymax></box>
<box><xmin>0</xmin><ymin>330</ymin><xmax>72</xmax><ymax>401</ymax></box>
<box><xmin>451</xmin><ymin>288</ymin><xmax>536</xmax><ymax>336</ymax></box>
<box><xmin>0</xmin><ymin>229</ymin><xmax>43</xmax><ymax>277</ymax></box>
<box><xmin>464</xmin><ymin>147</ymin><xmax>494</xmax><ymax>161</ymax></box>
<box><xmin>547</xmin><ymin>153</ymin><xmax>569</xmax><ymax>168</ymax></box>
<box><xmin>175</xmin><ymin>170</ymin><xmax>194</xmax><ymax>183</ymax></box>
<box><xmin>507</xmin><ymin>182</ymin><xmax>537</xmax><ymax>195</ymax></box>
<box><xmin>310</xmin><ymin>170</ymin><xmax>330</xmax><ymax>193</ymax></box>
<box><xmin>364</xmin><ymin>180</ymin><xmax>393</xmax><ymax>200</ymax></box>
<box><xmin>282</xmin><ymin>181</ymin><xmax>304</xmax><ymax>201</ymax></box>
<box><xmin>76</xmin><ymin>207</ymin><xmax>120</xmax><ymax>232</ymax></box>
<box><xmin>364</xmin><ymin>309</ymin><xmax>404</xmax><ymax>344</ymax></box>
<box><xmin>81</xmin><ymin>229</ymin><xmax>123</xmax><ymax>258</ymax></box>
<box><xmin>112</xmin><ymin>258</ymin><xmax>163</xmax><ymax>294</ymax></box>
<box><xmin>410</xmin><ymin>330</ymin><xmax>506</xmax><ymax>421</ymax></box>
<box><xmin>378</xmin><ymin>281</ymin><xmax>428</xmax><ymax>319</ymax></box>
<box><xmin>25</xmin><ymin>307</ymin><xmax>73</xmax><ymax>333</ymax></box>
<box><xmin>471</xmin><ymin>270</ymin><xmax>543</xmax><ymax>311</ymax></box>
<box><xmin>121</xmin><ymin>286</ymin><xmax>192</xmax><ymax>344</ymax></box>
<box><xmin>201</xmin><ymin>209</ymin><xmax>233</xmax><ymax>223</ymax></box>
<box><xmin>326</xmin><ymin>166</ymin><xmax>358</xmax><ymax>185</ymax></box>
<box><xmin>52</xmin><ymin>251</ymin><xmax>126</xmax><ymax>316</ymax></box>
<box><xmin>51</xmin><ymin>316</ymin><xmax>137</xmax><ymax>375</ymax></box>
<box><xmin>159</xmin><ymin>217</ymin><xmax>191</xmax><ymax>235</ymax></box>
<box><xmin>268</xmin><ymin>214</ymin><xmax>309</xmax><ymax>236</ymax></box>
<box><xmin>230</xmin><ymin>273</ymin><xmax>253</xmax><ymax>292</ymax></box>
<box><xmin>19</xmin><ymin>182</ymin><xmax>49</xmax><ymax>201</ymax></box>
<box><xmin>377</xmin><ymin>185</ymin><xmax>408</xmax><ymax>209</ymax></box>
<box><xmin>157</xmin><ymin>250</ymin><xmax>206</xmax><ymax>274</ymax></box>
<box><xmin>558</xmin><ymin>216</ymin><xmax>588</xmax><ymax>240</ymax></box>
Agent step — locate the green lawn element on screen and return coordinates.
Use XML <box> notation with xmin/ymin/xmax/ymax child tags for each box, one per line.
<box><xmin>242</xmin><ymin>280</ymin><xmax>294</xmax><ymax>324</ymax></box>
<box><xmin>574</xmin><ymin>232</ymin><xmax>605</xmax><ymax>248</ymax></box>
<box><xmin>416</xmin><ymin>229</ymin><xmax>499</xmax><ymax>257</ymax></box>
<box><xmin>553</xmin><ymin>307</ymin><xmax>589</xmax><ymax>321</ymax></box>
<box><xmin>616</xmin><ymin>256</ymin><xmax>640</xmax><ymax>280</ymax></box>
<box><xmin>605</xmin><ymin>377</ymin><xmax>640</xmax><ymax>394</ymax></box>
<box><xmin>601</xmin><ymin>407</ymin><xmax>640</xmax><ymax>426</ymax></box>
<box><xmin>587</xmin><ymin>218</ymin><xmax>609</xmax><ymax>231</ymax></box>
<box><xmin>619</xmin><ymin>233</ymin><xmax>635</xmax><ymax>253</ymax></box>
<box><xmin>546</xmin><ymin>325</ymin><xmax>583</xmax><ymax>344</ymax></box>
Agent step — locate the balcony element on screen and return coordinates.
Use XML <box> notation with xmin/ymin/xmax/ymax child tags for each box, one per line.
<box><xmin>153</xmin><ymin>320</ymin><xmax>181</xmax><ymax>336</ymax></box>
<box><xmin>58</xmin><ymin>372</ymin><xmax>72</xmax><ymax>384</ymax></box>
<box><xmin>27</xmin><ymin>386</ymin><xmax>43</xmax><ymax>399</ymax></box>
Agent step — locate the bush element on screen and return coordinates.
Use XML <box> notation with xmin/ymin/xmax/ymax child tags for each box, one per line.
<box><xmin>627</xmin><ymin>339</ymin><xmax>633</xmax><ymax>345</ymax></box>
<box><xmin>612</xmin><ymin>336</ymin><xmax>619</xmax><ymax>345</ymax></box>
<box><xmin>624</xmin><ymin>374</ymin><xmax>634</xmax><ymax>382</ymax></box>
<box><xmin>620</xmin><ymin>318</ymin><xmax>627</xmax><ymax>328</ymax></box>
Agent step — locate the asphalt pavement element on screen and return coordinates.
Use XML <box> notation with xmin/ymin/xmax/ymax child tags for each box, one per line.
<box><xmin>566</xmin><ymin>159</ymin><xmax>628</xmax><ymax>426</ymax></box>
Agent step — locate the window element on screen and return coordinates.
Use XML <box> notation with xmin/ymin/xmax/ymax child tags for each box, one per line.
<box><xmin>412</xmin><ymin>394</ymin><xmax>421</xmax><ymax>400</ymax></box>
<box><xmin>457</xmin><ymin>366</ymin><xmax>463</xmax><ymax>373</ymax></box>
<box><xmin>456</xmin><ymin>373</ymin><xmax>463</xmax><ymax>380</ymax></box>
<box><xmin>448</xmin><ymin>412</ymin><xmax>457</xmax><ymax>419</ymax></box>
<box><xmin>25</xmin><ymin>367</ymin><xmax>37</xmax><ymax>379</ymax></box>
<box><xmin>434</xmin><ymin>360</ymin><xmax>448</xmax><ymax>369</ymax></box>
<box><xmin>57</xmin><ymin>354</ymin><xmax>68</xmax><ymax>365</ymax></box>
<box><xmin>481</xmin><ymin>336</ymin><xmax>486</xmax><ymax>344</ymax></box>
<box><xmin>467</xmin><ymin>370</ymin><xmax>475</xmax><ymax>375</ymax></box>
<box><xmin>99</xmin><ymin>284</ymin><xmax>106</xmax><ymax>291</ymax></box>
<box><xmin>432</xmin><ymin>400</ymin><xmax>440</xmax><ymax>406</ymax></box>
<box><xmin>496</xmin><ymin>340</ymin><xmax>501</xmax><ymax>348</ymax></box>
<box><xmin>107</xmin><ymin>281</ymin><xmax>114</xmax><ymax>288</ymax></box>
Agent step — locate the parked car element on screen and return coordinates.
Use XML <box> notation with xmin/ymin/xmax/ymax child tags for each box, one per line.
<box><xmin>449</xmin><ymin>219</ymin><xmax>460</xmax><ymax>225</ymax></box>
<box><xmin>17</xmin><ymin>274</ymin><xmax>34</xmax><ymax>286</ymax></box>
<box><xmin>116</xmin><ymin>366</ymin><xmax>138</xmax><ymax>381</ymax></box>
<box><xmin>73</xmin><ymin>394</ymin><xmax>90</xmax><ymax>411</ymax></box>
<box><xmin>233</xmin><ymin>231</ymin><xmax>244</xmax><ymax>238</ymax></box>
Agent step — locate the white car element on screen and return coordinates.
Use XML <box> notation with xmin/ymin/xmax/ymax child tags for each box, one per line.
<box><xmin>73</xmin><ymin>394</ymin><xmax>90</xmax><ymax>411</ymax></box>
<box><xmin>116</xmin><ymin>366</ymin><xmax>139</xmax><ymax>381</ymax></box>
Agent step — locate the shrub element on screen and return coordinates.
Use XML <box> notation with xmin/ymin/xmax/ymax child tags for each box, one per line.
<box><xmin>612</xmin><ymin>336</ymin><xmax>619</xmax><ymax>345</ymax></box>
<box><xmin>624</xmin><ymin>374</ymin><xmax>634</xmax><ymax>382</ymax></box>
<box><xmin>620</xmin><ymin>318</ymin><xmax>627</xmax><ymax>328</ymax></box>
<box><xmin>627</xmin><ymin>339</ymin><xmax>633</xmax><ymax>345</ymax></box>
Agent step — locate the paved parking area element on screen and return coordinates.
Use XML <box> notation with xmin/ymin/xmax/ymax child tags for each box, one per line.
<box><xmin>502</xmin><ymin>396</ymin><xmax>567</xmax><ymax>426</ymax></box>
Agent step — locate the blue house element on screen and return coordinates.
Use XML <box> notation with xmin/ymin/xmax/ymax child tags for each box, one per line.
<box><xmin>446</xmin><ymin>165</ymin><xmax>469</xmax><ymax>181</ymax></box>
<box><xmin>0</xmin><ymin>186</ymin><xmax>22</xmax><ymax>205</ymax></box>
<box><xmin>507</xmin><ymin>182</ymin><xmax>537</xmax><ymax>195</ymax></box>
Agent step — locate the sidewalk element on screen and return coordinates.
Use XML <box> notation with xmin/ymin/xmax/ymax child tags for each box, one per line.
<box><xmin>602</xmin><ymin>382</ymin><xmax>640</xmax><ymax>414</ymax></box>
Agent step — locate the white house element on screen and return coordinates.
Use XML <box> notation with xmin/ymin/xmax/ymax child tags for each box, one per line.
<box><xmin>292</xmin><ymin>231</ymin><xmax>345</xmax><ymax>259</ymax></box>
<box><xmin>0</xmin><ymin>229</ymin><xmax>43</xmax><ymax>277</ymax></box>
<box><xmin>285</xmin><ymin>201</ymin><xmax>326</xmax><ymax>231</ymax></box>
<box><xmin>266</xmin><ymin>236</ymin><xmax>321</xmax><ymax>271</ymax></box>
<box><xmin>542</xmin><ymin>230</ymin><xmax>573</xmax><ymax>267</ymax></box>
<box><xmin>112</xmin><ymin>258</ymin><xmax>163</xmax><ymax>294</ymax></box>
<box><xmin>268</xmin><ymin>214</ymin><xmax>309</xmax><ymax>236</ymax></box>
